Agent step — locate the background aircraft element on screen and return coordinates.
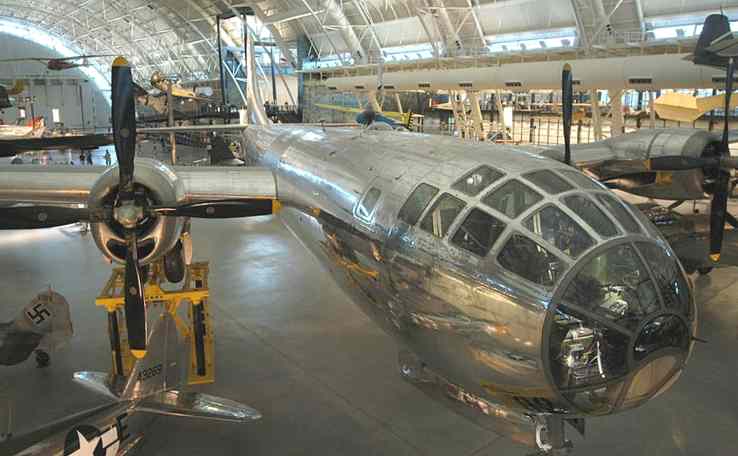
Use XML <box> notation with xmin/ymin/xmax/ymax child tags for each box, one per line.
<box><xmin>0</xmin><ymin>55</ymin><xmax>116</xmax><ymax>71</ymax></box>
<box><xmin>0</xmin><ymin>81</ymin><xmax>24</xmax><ymax>109</ymax></box>
<box><xmin>0</xmin><ymin>310</ymin><xmax>259</xmax><ymax>455</ymax></box>
<box><xmin>0</xmin><ymin>288</ymin><xmax>72</xmax><ymax>368</ymax></box>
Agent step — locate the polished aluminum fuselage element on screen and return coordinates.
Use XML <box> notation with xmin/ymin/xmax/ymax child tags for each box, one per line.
<box><xmin>244</xmin><ymin>126</ymin><xmax>682</xmax><ymax>420</ymax></box>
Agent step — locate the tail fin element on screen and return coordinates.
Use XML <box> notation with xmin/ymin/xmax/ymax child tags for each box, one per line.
<box><xmin>209</xmin><ymin>135</ymin><xmax>245</xmax><ymax>166</ymax></box>
<box><xmin>693</xmin><ymin>14</ymin><xmax>732</xmax><ymax>67</ymax></box>
<box><xmin>74</xmin><ymin>311</ymin><xmax>260</xmax><ymax>423</ymax></box>
<box><xmin>15</xmin><ymin>288</ymin><xmax>73</xmax><ymax>353</ymax></box>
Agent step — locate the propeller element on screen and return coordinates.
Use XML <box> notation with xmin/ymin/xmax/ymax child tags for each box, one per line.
<box><xmin>709</xmin><ymin>57</ymin><xmax>735</xmax><ymax>262</ymax></box>
<box><xmin>0</xmin><ymin>56</ymin><xmax>280</xmax><ymax>359</ymax></box>
<box><xmin>638</xmin><ymin>58</ymin><xmax>736</xmax><ymax>262</ymax></box>
<box><xmin>562</xmin><ymin>63</ymin><xmax>573</xmax><ymax>166</ymax></box>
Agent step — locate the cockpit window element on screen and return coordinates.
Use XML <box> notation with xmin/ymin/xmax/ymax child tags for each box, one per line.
<box><xmin>563</xmin><ymin>194</ymin><xmax>619</xmax><ymax>238</ymax></box>
<box><xmin>596</xmin><ymin>194</ymin><xmax>642</xmax><ymax>234</ymax></box>
<box><xmin>498</xmin><ymin>233</ymin><xmax>564</xmax><ymax>287</ymax></box>
<box><xmin>524</xmin><ymin>205</ymin><xmax>595</xmax><ymax>258</ymax></box>
<box><xmin>357</xmin><ymin>187</ymin><xmax>381</xmax><ymax>220</ymax></box>
<box><xmin>420</xmin><ymin>193</ymin><xmax>466</xmax><ymax>238</ymax></box>
<box><xmin>452</xmin><ymin>165</ymin><xmax>504</xmax><ymax>196</ymax></box>
<box><xmin>523</xmin><ymin>170</ymin><xmax>574</xmax><ymax>194</ymax></box>
<box><xmin>558</xmin><ymin>169</ymin><xmax>605</xmax><ymax>191</ymax></box>
<box><xmin>483</xmin><ymin>179</ymin><xmax>542</xmax><ymax>218</ymax></box>
<box><xmin>451</xmin><ymin>208</ymin><xmax>506</xmax><ymax>256</ymax></box>
<box><xmin>398</xmin><ymin>183</ymin><xmax>439</xmax><ymax>225</ymax></box>
<box><xmin>562</xmin><ymin>244</ymin><xmax>660</xmax><ymax>330</ymax></box>
<box><xmin>636</xmin><ymin>242</ymin><xmax>691</xmax><ymax>315</ymax></box>
<box><xmin>549</xmin><ymin>303</ymin><xmax>631</xmax><ymax>390</ymax></box>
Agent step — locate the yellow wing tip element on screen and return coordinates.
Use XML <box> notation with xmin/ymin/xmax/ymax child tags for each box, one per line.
<box><xmin>130</xmin><ymin>349</ymin><xmax>146</xmax><ymax>359</ymax></box>
<box><xmin>710</xmin><ymin>253</ymin><xmax>721</xmax><ymax>263</ymax></box>
<box><xmin>112</xmin><ymin>56</ymin><xmax>129</xmax><ymax>67</ymax></box>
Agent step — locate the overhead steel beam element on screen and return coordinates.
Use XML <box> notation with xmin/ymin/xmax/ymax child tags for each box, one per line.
<box><xmin>569</xmin><ymin>0</ymin><xmax>591</xmax><ymax>49</ymax></box>
<box><xmin>320</xmin><ymin>0</ymin><xmax>369</xmax><ymax>64</ymax></box>
<box><xmin>466</xmin><ymin>0</ymin><xmax>487</xmax><ymax>48</ymax></box>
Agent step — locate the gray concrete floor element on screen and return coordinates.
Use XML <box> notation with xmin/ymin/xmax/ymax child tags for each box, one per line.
<box><xmin>1</xmin><ymin>216</ymin><xmax>737</xmax><ymax>455</ymax></box>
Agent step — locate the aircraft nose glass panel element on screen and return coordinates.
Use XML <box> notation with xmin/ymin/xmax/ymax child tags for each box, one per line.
<box><xmin>451</xmin><ymin>208</ymin><xmax>506</xmax><ymax>256</ymax></box>
<box><xmin>563</xmin><ymin>194</ymin><xmax>620</xmax><ymax>238</ymax></box>
<box><xmin>398</xmin><ymin>183</ymin><xmax>439</xmax><ymax>225</ymax></box>
<box><xmin>557</xmin><ymin>168</ymin><xmax>606</xmax><ymax>191</ymax></box>
<box><xmin>498</xmin><ymin>233</ymin><xmax>565</xmax><ymax>286</ymax></box>
<box><xmin>419</xmin><ymin>193</ymin><xmax>466</xmax><ymax>238</ymax></box>
<box><xmin>451</xmin><ymin>165</ymin><xmax>504</xmax><ymax>196</ymax></box>
<box><xmin>633</xmin><ymin>315</ymin><xmax>689</xmax><ymax>361</ymax></box>
<box><xmin>561</xmin><ymin>244</ymin><xmax>660</xmax><ymax>329</ymax></box>
<box><xmin>524</xmin><ymin>205</ymin><xmax>595</xmax><ymax>258</ymax></box>
<box><xmin>596</xmin><ymin>194</ymin><xmax>642</xmax><ymax>234</ymax></box>
<box><xmin>523</xmin><ymin>170</ymin><xmax>574</xmax><ymax>194</ymax></box>
<box><xmin>635</xmin><ymin>242</ymin><xmax>692</xmax><ymax>315</ymax></box>
<box><xmin>482</xmin><ymin>179</ymin><xmax>542</xmax><ymax>218</ymax></box>
<box><xmin>549</xmin><ymin>304</ymin><xmax>631</xmax><ymax>389</ymax></box>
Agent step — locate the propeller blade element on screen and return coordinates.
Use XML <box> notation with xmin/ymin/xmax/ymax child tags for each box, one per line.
<box><xmin>111</xmin><ymin>57</ymin><xmax>137</xmax><ymax>193</ymax></box>
<box><xmin>150</xmin><ymin>199</ymin><xmax>275</xmax><ymax>219</ymax></box>
<box><xmin>0</xmin><ymin>206</ymin><xmax>89</xmax><ymax>229</ymax></box>
<box><xmin>709</xmin><ymin>56</ymin><xmax>735</xmax><ymax>263</ymax></box>
<box><xmin>124</xmin><ymin>232</ymin><xmax>147</xmax><ymax>358</ymax></box>
<box><xmin>562</xmin><ymin>63</ymin><xmax>573</xmax><ymax>166</ymax></box>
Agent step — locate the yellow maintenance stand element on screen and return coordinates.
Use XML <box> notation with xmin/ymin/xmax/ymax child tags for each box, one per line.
<box><xmin>96</xmin><ymin>260</ymin><xmax>215</xmax><ymax>385</ymax></box>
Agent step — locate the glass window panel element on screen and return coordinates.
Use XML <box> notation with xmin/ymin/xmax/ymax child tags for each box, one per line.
<box><xmin>620</xmin><ymin>355</ymin><xmax>680</xmax><ymax>410</ymax></box>
<box><xmin>451</xmin><ymin>208</ymin><xmax>506</xmax><ymax>256</ymax></box>
<box><xmin>451</xmin><ymin>165</ymin><xmax>504</xmax><ymax>196</ymax></box>
<box><xmin>596</xmin><ymin>194</ymin><xmax>642</xmax><ymax>234</ymax></box>
<box><xmin>563</xmin><ymin>194</ymin><xmax>619</xmax><ymax>238</ymax></box>
<box><xmin>558</xmin><ymin>169</ymin><xmax>605</xmax><ymax>190</ymax></box>
<box><xmin>562</xmin><ymin>244</ymin><xmax>660</xmax><ymax>330</ymax></box>
<box><xmin>420</xmin><ymin>193</ymin><xmax>466</xmax><ymax>238</ymax></box>
<box><xmin>524</xmin><ymin>205</ymin><xmax>595</xmax><ymax>258</ymax></box>
<box><xmin>549</xmin><ymin>304</ymin><xmax>630</xmax><ymax>390</ymax></box>
<box><xmin>357</xmin><ymin>187</ymin><xmax>381</xmax><ymax>220</ymax></box>
<box><xmin>523</xmin><ymin>170</ymin><xmax>574</xmax><ymax>194</ymax></box>
<box><xmin>398</xmin><ymin>183</ymin><xmax>439</xmax><ymax>225</ymax></box>
<box><xmin>483</xmin><ymin>179</ymin><xmax>542</xmax><ymax>218</ymax></box>
<box><xmin>498</xmin><ymin>234</ymin><xmax>564</xmax><ymax>286</ymax></box>
<box><xmin>636</xmin><ymin>242</ymin><xmax>691</xmax><ymax>315</ymax></box>
<box><xmin>633</xmin><ymin>315</ymin><xmax>689</xmax><ymax>361</ymax></box>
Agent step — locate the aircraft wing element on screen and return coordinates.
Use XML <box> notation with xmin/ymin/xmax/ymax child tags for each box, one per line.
<box><xmin>138</xmin><ymin>123</ymin><xmax>358</xmax><ymax>135</ymax></box>
<box><xmin>0</xmin><ymin>134</ymin><xmax>113</xmax><ymax>157</ymax></box>
<box><xmin>0</xmin><ymin>165</ymin><xmax>278</xmax><ymax>205</ymax></box>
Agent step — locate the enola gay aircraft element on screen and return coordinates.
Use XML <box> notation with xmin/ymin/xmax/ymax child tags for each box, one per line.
<box><xmin>1</xmin><ymin>15</ymin><xmax>736</xmax><ymax>452</ymax></box>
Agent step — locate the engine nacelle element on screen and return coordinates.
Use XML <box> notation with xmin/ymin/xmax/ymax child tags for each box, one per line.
<box><xmin>88</xmin><ymin>158</ymin><xmax>186</xmax><ymax>265</ymax></box>
<box><xmin>579</xmin><ymin>129</ymin><xmax>721</xmax><ymax>200</ymax></box>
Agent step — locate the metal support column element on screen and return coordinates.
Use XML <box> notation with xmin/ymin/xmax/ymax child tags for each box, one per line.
<box><xmin>609</xmin><ymin>89</ymin><xmax>624</xmax><ymax>136</ymax></box>
<box><xmin>216</xmin><ymin>15</ymin><xmax>227</xmax><ymax>111</ymax></box>
<box><xmin>590</xmin><ymin>89</ymin><xmax>603</xmax><ymax>140</ymax></box>
<box><xmin>649</xmin><ymin>91</ymin><xmax>656</xmax><ymax>129</ymax></box>
<box><xmin>270</xmin><ymin>47</ymin><xmax>277</xmax><ymax>103</ymax></box>
<box><xmin>395</xmin><ymin>93</ymin><xmax>403</xmax><ymax>114</ymax></box>
<box><xmin>468</xmin><ymin>91</ymin><xmax>485</xmax><ymax>141</ymax></box>
<box><xmin>167</xmin><ymin>83</ymin><xmax>177</xmax><ymax>165</ymax></box>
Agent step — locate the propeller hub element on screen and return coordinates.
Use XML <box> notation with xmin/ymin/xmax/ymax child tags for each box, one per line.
<box><xmin>114</xmin><ymin>202</ymin><xmax>144</xmax><ymax>229</ymax></box>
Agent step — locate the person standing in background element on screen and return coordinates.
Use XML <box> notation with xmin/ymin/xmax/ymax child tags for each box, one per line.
<box><xmin>86</xmin><ymin>152</ymin><xmax>93</xmax><ymax>166</ymax></box>
<box><xmin>104</xmin><ymin>150</ymin><xmax>111</xmax><ymax>166</ymax></box>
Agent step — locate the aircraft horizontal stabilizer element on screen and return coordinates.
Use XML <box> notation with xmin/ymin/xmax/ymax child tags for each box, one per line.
<box><xmin>136</xmin><ymin>390</ymin><xmax>261</xmax><ymax>423</ymax></box>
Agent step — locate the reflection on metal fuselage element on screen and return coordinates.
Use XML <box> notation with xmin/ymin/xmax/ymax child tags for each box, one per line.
<box><xmin>245</xmin><ymin>126</ymin><xmax>696</xmax><ymax>443</ymax></box>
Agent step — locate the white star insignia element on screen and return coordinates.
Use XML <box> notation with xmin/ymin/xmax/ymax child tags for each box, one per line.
<box><xmin>70</xmin><ymin>430</ymin><xmax>101</xmax><ymax>456</ymax></box>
